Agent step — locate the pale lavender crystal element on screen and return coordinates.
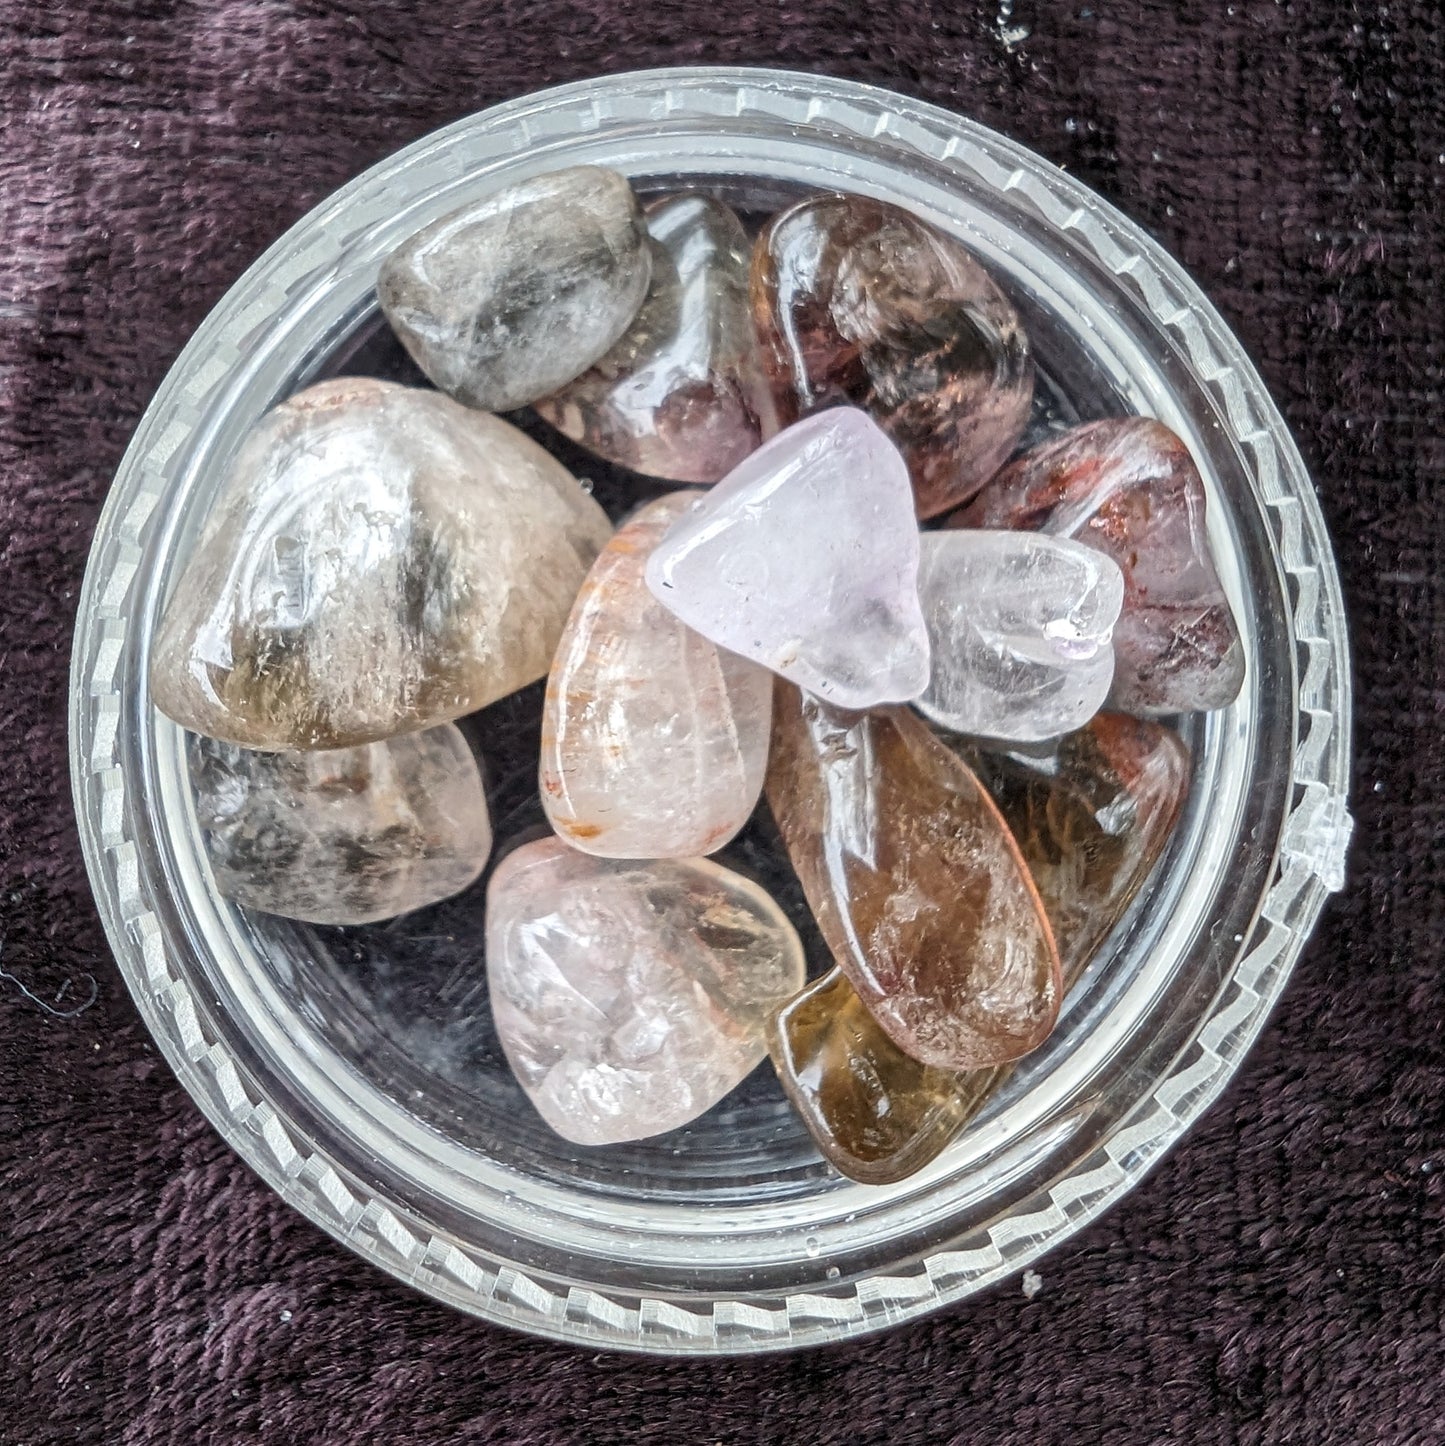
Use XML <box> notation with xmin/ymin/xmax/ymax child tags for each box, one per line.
<box><xmin>915</xmin><ymin>531</ymin><xmax>1124</xmax><ymax>742</ymax></box>
<box><xmin>486</xmin><ymin>839</ymin><xmax>806</xmax><ymax>1145</ymax></box>
<box><xmin>644</xmin><ymin>408</ymin><xmax>930</xmax><ymax>709</ymax></box>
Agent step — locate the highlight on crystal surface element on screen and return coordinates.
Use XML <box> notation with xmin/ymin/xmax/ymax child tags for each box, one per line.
<box><xmin>915</xmin><ymin>529</ymin><xmax>1124</xmax><ymax>742</ymax></box>
<box><xmin>378</xmin><ymin>165</ymin><xmax>651</xmax><ymax>412</ymax></box>
<box><xmin>751</xmin><ymin>193</ymin><xmax>1033</xmax><ymax>518</ymax></box>
<box><xmin>956</xmin><ymin>417</ymin><xmax>1245</xmax><ymax>715</ymax></box>
<box><xmin>540</xmin><ymin>492</ymin><xmax>773</xmax><ymax>859</ymax></box>
<box><xmin>534</xmin><ymin>194</ymin><xmax>774</xmax><ymax>482</ymax></box>
<box><xmin>772</xmin><ymin>711</ymin><xmax>1191</xmax><ymax>1184</ymax></box>
<box><xmin>485</xmin><ymin>839</ymin><xmax>806</xmax><ymax>1146</ymax></box>
<box><xmin>150</xmin><ymin>378</ymin><xmax>612</xmax><ymax>750</ymax></box>
<box><xmin>766</xmin><ymin>684</ymin><xmax>1060</xmax><ymax>1071</ymax></box>
<box><xmin>190</xmin><ymin>724</ymin><xmax>491</xmax><ymax>926</ymax></box>
<box><xmin>644</xmin><ymin>407</ymin><xmax>931</xmax><ymax>709</ymax></box>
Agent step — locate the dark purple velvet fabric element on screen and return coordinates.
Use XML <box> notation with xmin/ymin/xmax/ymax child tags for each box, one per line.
<box><xmin>2</xmin><ymin>3</ymin><xmax>1442</xmax><ymax>1441</ymax></box>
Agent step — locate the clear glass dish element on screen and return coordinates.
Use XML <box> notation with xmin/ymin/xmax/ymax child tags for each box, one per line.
<box><xmin>69</xmin><ymin>67</ymin><xmax>1352</xmax><ymax>1354</ymax></box>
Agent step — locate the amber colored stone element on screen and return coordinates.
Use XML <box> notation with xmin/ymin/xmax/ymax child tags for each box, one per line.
<box><xmin>769</xmin><ymin>968</ymin><xmax>1001</xmax><ymax>1185</ymax></box>
<box><xmin>770</xmin><ymin>712</ymin><xmax>1191</xmax><ymax>1184</ymax></box>
<box><xmin>954</xmin><ymin>417</ymin><xmax>1245</xmax><ymax>715</ymax></box>
<box><xmin>750</xmin><ymin>194</ymin><xmax>1033</xmax><ymax>519</ymax></box>
<box><xmin>765</xmin><ymin>685</ymin><xmax>1060</xmax><ymax>1071</ymax></box>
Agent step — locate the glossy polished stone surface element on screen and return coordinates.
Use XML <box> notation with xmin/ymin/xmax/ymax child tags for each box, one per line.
<box><xmin>534</xmin><ymin>194</ymin><xmax>773</xmax><ymax>482</ymax></box>
<box><xmin>766</xmin><ymin>685</ymin><xmax>1060</xmax><ymax>1071</ymax></box>
<box><xmin>151</xmin><ymin>379</ymin><xmax>612</xmax><ymax>749</ymax></box>
<box><xmin>540</xmin><ymin>492</ymin><xmax>772</xmax><ymax>858</ymax></box>
<box><xmin>769</xmin><ymin>967</ymin><xmax>1001</xmax><ymax>1185</ymax></box>
<box><xmin>378</xmin><ymin>166</ymin><xmax>651</xmax><ymax>412</ymax></box>
<box><xmin>771</xmin><ymin>712</ymin><xmax>1190</xmax><ymax>1183</ymax></box>
<box><xmin>485</xmin><ymin>839</ymin><xmax>806</xmax><ymax>1146</ymax></box>
<box><xmin>963</xmin><ymin>712</ymin><xmax>1193</xmax><ymax>986</ymax></box>
<box><xmin>645</xmin><ymin>408</ymin><xmax>930</xmax><ymax>708</ymax></box>
<box><xmin>956</xmin><ymin>417</ymin><xmax>1245</xmax><ymax>715</ymax></box>
<box><xmin>916</xmin><ymin>530</ymin><xmax>1124</xmax><ymax>742</ymax></box>
<box><xmin>190</xmin><ymin>724</ymin><xmax>491</xmax><ymax>926</ymax></box>
<box><xmin>751</xmin><ymin>194</ymin><xmax>1033</xmax><ymax>518</ymax></box>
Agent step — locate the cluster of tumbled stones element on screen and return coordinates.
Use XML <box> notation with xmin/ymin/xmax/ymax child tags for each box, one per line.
<box><xmin>153</xmin><ymin>165</ymin><xmax>1243</xmax><ymax>1182</ymax></box>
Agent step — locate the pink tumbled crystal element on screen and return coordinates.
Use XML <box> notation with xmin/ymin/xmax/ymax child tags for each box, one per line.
<box><xmin>540</xmin><ymin>492</ymin><xmax>772</xmax><ymax>859</ymax></box>
<box><xmin>534</xmin><ymin>194</ymin><xmax>773</xmax><ymax>483</ymax></box>
<box><xmin>644</xmin><ymin>408</ymin><xmax>931</xmax><ymax>709</ymax></box>
<box><xmin>955</xmin><ymin>417</ymin><xmax>1245</xmax><ymax>715</ymax></box>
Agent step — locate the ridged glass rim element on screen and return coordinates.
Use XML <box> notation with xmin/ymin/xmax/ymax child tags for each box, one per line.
<box><xmin>69</xmin><ymin>67</ymin><xmax>1352</xmax><ymax>1354</ymax></box>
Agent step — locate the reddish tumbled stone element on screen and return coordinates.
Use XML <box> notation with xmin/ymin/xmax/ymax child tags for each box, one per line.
<box><xmin>954</xmin><ymin>417</ymin><xmax>1245</xmax><ymax>716</ymax></box>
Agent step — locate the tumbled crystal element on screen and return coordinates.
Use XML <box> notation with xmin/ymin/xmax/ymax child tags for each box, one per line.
<box><xmin>378</xmin><ymin>166</ymin><xmax>651</xmax><ymax>412</ymax></box>
<box><xmin>751</xmin><ymin>193</ymin><xmax>1033</xmax><ymax>518</ymax></box>
<box><xmin>766</xmin><ymin>685</ymin><xmax>1059</xmax><ymax>1071</ymax></box>
<box><xmin>541</xmin><ymin>492</ymin><xmax>772</xmax><ymax>858</ymax></box>
<box><xmin>770</xmin><ymin>967</ymin><xmax>1001</xmax><ymax>1185</ymax></box>
<box><xmin>486</xmin><ymin>839</ymin><xmax>806</xmax><ymax>1145</ymax></box>
<box><xmin>771</xmin><ymin>712</ymin><xmax>1190</xmax><ymax>1183</ymax></box>
<box><xmin>963</xmin><ymin>712</ymin><xmax>1193</xmax><ymax>984</ymax></box>
<box><xmin>190</xmin><ymin>724</ymin><xmax>491</xmax><ymax>925</ymax></box>
<box><xmin>955</xmin><ymin>417</ymin><xmax>1245</xmax><ymax>714</ymax></box>
<box><xmin>915</xmin><ymin>530</ymin><xmax>1124</xmax><ymax>742</ymax></box>
<box><xmin>151</xmin><ymin>378</ymin><xmax>612</xmax><ymax>749</ymax></box>
<box><xmin>645</xmin><ymin>408</ymin><xmax>930</xmax><ymax>708</ymax></box>
<box><xmin>534</xmin><ymin>194</ymin><xmax>773</xmax><ymax>482</ymax></box>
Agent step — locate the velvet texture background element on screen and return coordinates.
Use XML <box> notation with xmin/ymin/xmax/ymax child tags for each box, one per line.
<box><xmin>1</xmin><ymin>3</ymin><xmax>1441</xmax><ymax>1442</ymax></box>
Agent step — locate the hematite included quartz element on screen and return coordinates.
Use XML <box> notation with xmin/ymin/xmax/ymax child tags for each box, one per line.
<box><xmin>770</xmin><ymin>712</ymin><xmax>1190</xmax><ymax>1183</ymax></box>
<box><xmin>534</xmin><ymin>194</ymin><xmax>773</xmax><ymax>482</ymax></box>
<box><xmin>751</xmin><ymin>194</ymin><xmax>1033</xmax><ymax>518</ymax></box>
<box><xmin>540</xmin><ymin>492</ymin><xmax>772</xmax><ymax>858</ymax></box>
<box><xmin>645</xmin><ymin>408</ymin><xmax>931</xmax><ymax>709</ymax></box>
<box><xmin>766</xmin><ymin>685</ymin><xmax>1060</xmax><ymax>1071</ymax></box>
<box><xmin>915</xmin><ymin>529</ymin><xmax>1124</xmax><ymax>743</ymax></box>
<box><xmin>955</xmin><ymin>417</ymin><xmax>1245</xmax><ymax>715</ymax></box>
<box><xmin>190</xmin><ymin>724</ymin><xmax>491</xmax><ymax>925</ymax></box>
<box><xmin>486</xmin><ymin>838</ymin><xmax>806</xmax><ymax>1145</ymax></box>
<box><xmin>378</xmin><ymin>166</ymin><xmax>651</xmax><ymax>412</ymax></box>
<box><xmin>151</xmin><ymin>378</ymin><xmax>612</xmax><ymax>750</ymax></box>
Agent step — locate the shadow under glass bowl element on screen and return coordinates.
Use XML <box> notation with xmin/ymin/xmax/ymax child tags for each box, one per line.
<box><xmin>69</xmin><ymin>67</ymin><xmax>1351</xmax><ymax>1354</ymax></box>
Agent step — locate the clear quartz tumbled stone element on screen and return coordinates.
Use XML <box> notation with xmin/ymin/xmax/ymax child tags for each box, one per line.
<box><xmin>915</xmin><ymin>529</ymin><xmax>1124</xmax><ymax>743</ymax></box>
<box><xmin>377</xmin><ymin>166</ymin><xmax>652</xmax><ymax>413</ymax></box>
<box><xmin>150</xmin><ymin>378</ymin><xmax>612</xmax><ymax>749</ymax></box>
<box><xmin>189</xmin><ymin>724</ymin><xmax>492</xmax><ymax>926</ymax></box>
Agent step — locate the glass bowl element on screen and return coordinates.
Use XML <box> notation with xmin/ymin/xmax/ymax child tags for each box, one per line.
<box><xmin>69</xmin><ymin>67</ymin><xmax>1352</xmax><ymax>1355</ymax></box>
